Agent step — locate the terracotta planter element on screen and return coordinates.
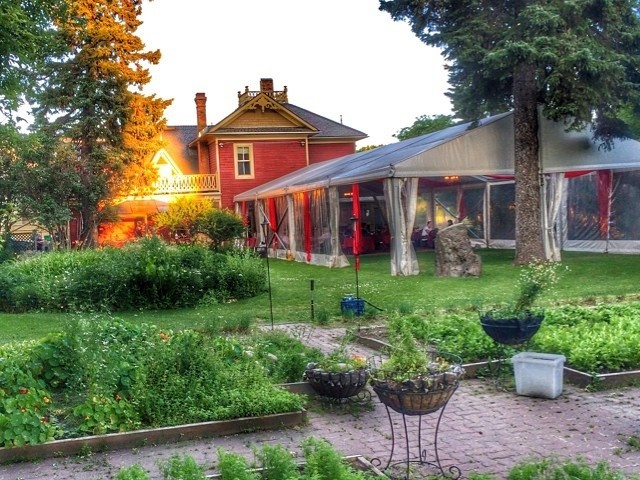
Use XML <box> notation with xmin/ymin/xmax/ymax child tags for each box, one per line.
<box><xmin>479</xmin><ymin>312</ymin><xmax>544</xmax><ymax>345</ymax></box>
<box><xmin>303</xmin><ymin>367</ymin><xmax>369</xmax><ymax>399</ymax></box>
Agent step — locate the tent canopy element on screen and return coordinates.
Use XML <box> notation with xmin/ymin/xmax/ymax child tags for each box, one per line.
<box><xmin>234</xmin><ymin>111</ymin><xmax>640</xmax><ymax>202</ymax></box>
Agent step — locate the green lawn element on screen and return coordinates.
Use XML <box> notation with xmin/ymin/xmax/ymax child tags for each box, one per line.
<box><xmin>1</xmin><ymin>249</ymin><xmax>639</xmax><ymax>345</ymax></box>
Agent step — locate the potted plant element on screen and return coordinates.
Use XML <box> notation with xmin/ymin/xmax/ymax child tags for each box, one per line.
<box><xmin>368</xmin><ymin>317</ymin><xmax>464</xmax><ymax>415</ymax></box>
<box><xmin>303</xmin><ymin>343</ymin><xmax>369</xmax><ymax>399</ymax></box>
<box><xmin>480</xmin><ymin>260</ymin><xmax>563</xmax><ymax>345</ymax></box>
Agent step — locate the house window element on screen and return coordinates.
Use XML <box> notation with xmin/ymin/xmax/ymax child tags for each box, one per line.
<box><xmin>235</xmin><ymin>145</ymin><xmax>254</xmax><ymax>178</ymax></box>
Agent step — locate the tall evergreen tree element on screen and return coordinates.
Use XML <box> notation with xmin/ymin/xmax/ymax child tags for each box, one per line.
<box><xmin>380</xmin><ymin>0</ymin><xmax>640</xmax><ymax>263</ymax></box>
<box><xmin>34</xmin><ymin>0</ymin><xmax>168</xmax><ymax>247</ymax></box>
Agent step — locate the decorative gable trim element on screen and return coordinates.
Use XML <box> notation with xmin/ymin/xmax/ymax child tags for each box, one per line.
<box><xmin>151</xmin><ymin>148</ymin><xmax>182</xmax><ymax>176</ymax></box>
<box><xmin>245</xmin><ymin>94</ymin><xmax>282</xmax><ymax>113</ymax></box>
<box><xmin>192</xmin><ymin>93</ymin><xmax>319</xmax><ymax>146</ymax></box>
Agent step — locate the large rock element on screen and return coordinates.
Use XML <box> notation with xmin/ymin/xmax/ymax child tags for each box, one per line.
<box><xmin>434</xmin><ymin>223</ymin><xmax>482</xmax><ymax>277</ymax></box>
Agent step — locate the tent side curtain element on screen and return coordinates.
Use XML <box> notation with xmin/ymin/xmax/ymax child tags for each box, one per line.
<box><xmin>267</xmin><ymin>189</ymin><xmax>348</xmax><ymax>267</ymax></box>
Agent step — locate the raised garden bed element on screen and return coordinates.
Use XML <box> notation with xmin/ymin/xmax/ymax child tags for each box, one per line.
<box><xmin>0</xmin><ymin>409</ymin><xmax>307</xmax><ymax>464</ymax></box>
<box><xmin>355</xmin><ymin>325</ymin><xmax>640</xmax><ymax>389</ymax></box>
<box><xmin>0</xmin><ymin>382</ymin><xmax>312</xmax><ymax>464</ymax></box>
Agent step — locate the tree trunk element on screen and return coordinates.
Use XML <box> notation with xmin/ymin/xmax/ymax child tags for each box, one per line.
<box><xmin>513</xmin><ymin>63</ymin><xmax>545</xmax><ymax>264</ymax></box>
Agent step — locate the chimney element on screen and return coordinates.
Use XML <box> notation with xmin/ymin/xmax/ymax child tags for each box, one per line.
<box><xmin>260</xmin><ymin>78</ymin><xmax>274</xmax><ymax>93</ymax></box>
<box><xmin>195</xmin><ymin>93</ymin><xmax>207</xmax><ymax>133</ymax></box>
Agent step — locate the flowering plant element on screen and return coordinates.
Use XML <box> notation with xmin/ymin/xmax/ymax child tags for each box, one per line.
<box><xmin>512</xmin><ymin>260</ymin><xmax>563</xmax><ymax>315</ymax></box>
<box><xmin>485</xmin><ymin>260</ymin><xmax>565</xmax><ymax>319</ymax></box>
<box><xmin>306</xmin><ymin>344</ymin><xmax>367</xmax><ymax>373</ymax></box>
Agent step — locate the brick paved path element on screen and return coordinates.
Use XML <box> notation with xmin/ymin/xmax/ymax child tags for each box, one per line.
<box><xmin>2</xmin><ymin>325</ymin><xmax>640</xmax><ymax>479</ymax></box>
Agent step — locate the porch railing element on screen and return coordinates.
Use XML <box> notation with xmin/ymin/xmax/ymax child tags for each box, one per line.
<box><xmin>154</xmin><ymin>174</ymin><xmax>218</xmax><ymax>194</ymax></box>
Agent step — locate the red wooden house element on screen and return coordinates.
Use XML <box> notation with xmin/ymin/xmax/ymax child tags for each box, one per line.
<box><xmin>98</xmin><ymin>78</ymin><xmax>367</xmax><ymax>245</ymax></box>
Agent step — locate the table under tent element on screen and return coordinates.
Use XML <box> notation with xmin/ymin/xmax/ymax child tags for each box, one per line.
<box><xmin>234</xmin><ymin>111</ymin><xmax>640</xmax><ymax>276</ymax></box>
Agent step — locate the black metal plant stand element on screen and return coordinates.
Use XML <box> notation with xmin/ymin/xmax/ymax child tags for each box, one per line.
<box><xmin>260</xmin><ymin>218</ymin><xmax>274</xmax><ymax>330</ymax></box>
<box><xmin>371</xmin><ymin>388</ymin><xmax>462</xmax><ymax>480</ymax></box>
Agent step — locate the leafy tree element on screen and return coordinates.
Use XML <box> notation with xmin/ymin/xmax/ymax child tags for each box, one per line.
<box><xmin>379</xmin><ymin>0</ymin><xmax>640</xmax><ymax>263</ymax></box>
<box><xmin>0</xmin><ymin>125</ymin><xmax>27</xmax><ymax>254</ymax></box>
<box><xmin>118</xmin><ymin>93</ymin><xmax>171</xmax><ymax>198</ymax></box>
<box><xmin>394</xmin><ymin>114</ymin><xmax>454</xmax><ymax>141</ymax></box>
<box><xmin>16</xmin><ymin>133</ymin><xmax>82</xmax><ymax>249</ymax></box>
<box><xmin>0</xmin><ymin>0</ymin><xmax>61</xmax><ymax>118</ymax></box>
<box><xmin>33</xmin><ymin>0</ymin><xmax>168</xmax><ymax>248</ymax></box>
<box><xmin>357</xmin><ymin>144</ymin><xmax>383</xmax><ymax>152</ymax></box>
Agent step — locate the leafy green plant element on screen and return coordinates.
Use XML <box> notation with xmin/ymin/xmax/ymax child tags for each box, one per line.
<box><xmin>132</xmin><ymin>330</ymin><xmax>304</xmax><ymax>427</ymax></box>
<box><xmin>309</xmin><ymin>341</ymin><xmax>367</xmax><ymax>373</ymax></box>
<box><xmin>302</xmin><ymin>437</ymin><xmax>368</xmax><ymax>480</ymax></box>
<box><xmin>251</xmin><ymin>330</ymin><xmax>323</xmax><ymax>383</ymax></box>
<box><xmin>216</xmin><ymin>438</ymin><xmax>377</xmax><ymax>480</ymax></box>
<box><xmin>72</xmin><ymin>393</ymin><xmax>140</xmax><ymax>435</ymax></box>
<box><xmin>114</xmin><ymin>464</ymin><xmax>150</xmax><ymax>480</ymax></box>
<box><xmin>256</xmin><ymin>444</ymin><xmax>301</xmax><ymax>480</ymax></box>
<box><xmin>484</xmin><ymin>261</ymin><xmax>565</xmax><ymax>319</ymax></box>
<box><xmin>507</xmin><ymin>456</ymin><xmax>635</xmax><ymax>479</ymax></box>
<box><xmin>216</xmin><ymin>448</ymin><xmax>260</xmax><ymax>480</ymax></box>
<box><xmin>158</xmin><ymin>454</ymin><xmax>206</xmax><ymax>480</ymax></box>
<box><xmin>0</xmin><ymin>360</ymin><xmax>58</xmax><ymax>447</ymax></box>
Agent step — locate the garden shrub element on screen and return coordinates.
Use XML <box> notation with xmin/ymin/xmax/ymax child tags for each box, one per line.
<box><xmin>217</xmin><ymin>437</ymin><xmax>378</xmax><ymax>480</ymax></box>
<box><xmin>216</xmin><ymin>449</ymin><xmax>259</xmax><ymax>480</ymax></box>
<box><xmin>132</xmin><ymin>331</ymin><xmax>304</xmax><ymax>427</ymax></box>
<box><xmin>0</xmin><ymin>237</ymin><xmax>265</xmax><ymax>312</ymax></box>
<box><xmin>251</xmin><ymin>330</ymin><xmax>323</xmax><ymax>383</ymax></box>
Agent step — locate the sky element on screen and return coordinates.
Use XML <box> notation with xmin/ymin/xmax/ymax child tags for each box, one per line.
<box><xmin>137</xmin><ymin>0</ymin><xmax>453</xmax><ymax>147</ymax></box>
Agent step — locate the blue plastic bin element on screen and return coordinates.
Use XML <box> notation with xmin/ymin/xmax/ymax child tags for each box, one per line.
<box><xmin>340</xmin><ymin>295</ymin><xmax>365</xmax><ymax>316</ymax></box>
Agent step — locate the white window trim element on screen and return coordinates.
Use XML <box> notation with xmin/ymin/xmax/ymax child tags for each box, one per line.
<box><xmin>234</xmin><ymin>144</ymin><xmax>254</xmax><ymax>179</ymax></box>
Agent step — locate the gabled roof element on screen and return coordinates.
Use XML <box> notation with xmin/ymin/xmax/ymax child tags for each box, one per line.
<box><xmin>234</xmin><ymin>111</ymin><xmax>640</xmax><ymax>202</ymax></box>
<box><xmin>194</xmin><ymin>92</ymin><xmax>318</xmax><ymax>142</ymax></box>
<box><xmin>161</xmin><ymin>126</ymin><xmax>198</xmax><ymax>174</ymax></box>
<box><xmin>284</xmin><ymin>104</ymin><xmax>367</xmax><ymax>140</ymax></box>
<box><xmin>187</xmin><ymin>94</ymin><xmax>367</xmax><ymax>144</ymax></box>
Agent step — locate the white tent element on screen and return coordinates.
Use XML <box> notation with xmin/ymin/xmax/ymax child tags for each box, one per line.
<box><xmin>235</xmin><ymin>111</ymin><xmax>640</xmax><ymax>274</ymax></box>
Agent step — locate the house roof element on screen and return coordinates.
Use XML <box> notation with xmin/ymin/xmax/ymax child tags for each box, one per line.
<box><xmin>283</xmin><ymin>103</ymin><xmax>368</xmax><ymax>140</ymax></box>
<box><xmin>161</xmin><ymin>126</ymin><xmax>199</xmax><ymax>174</ymax></box>
<box><xmin>233</xmin><ymin>111</ymin><xmax>640</xmax><ymax>202</ymax></box>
